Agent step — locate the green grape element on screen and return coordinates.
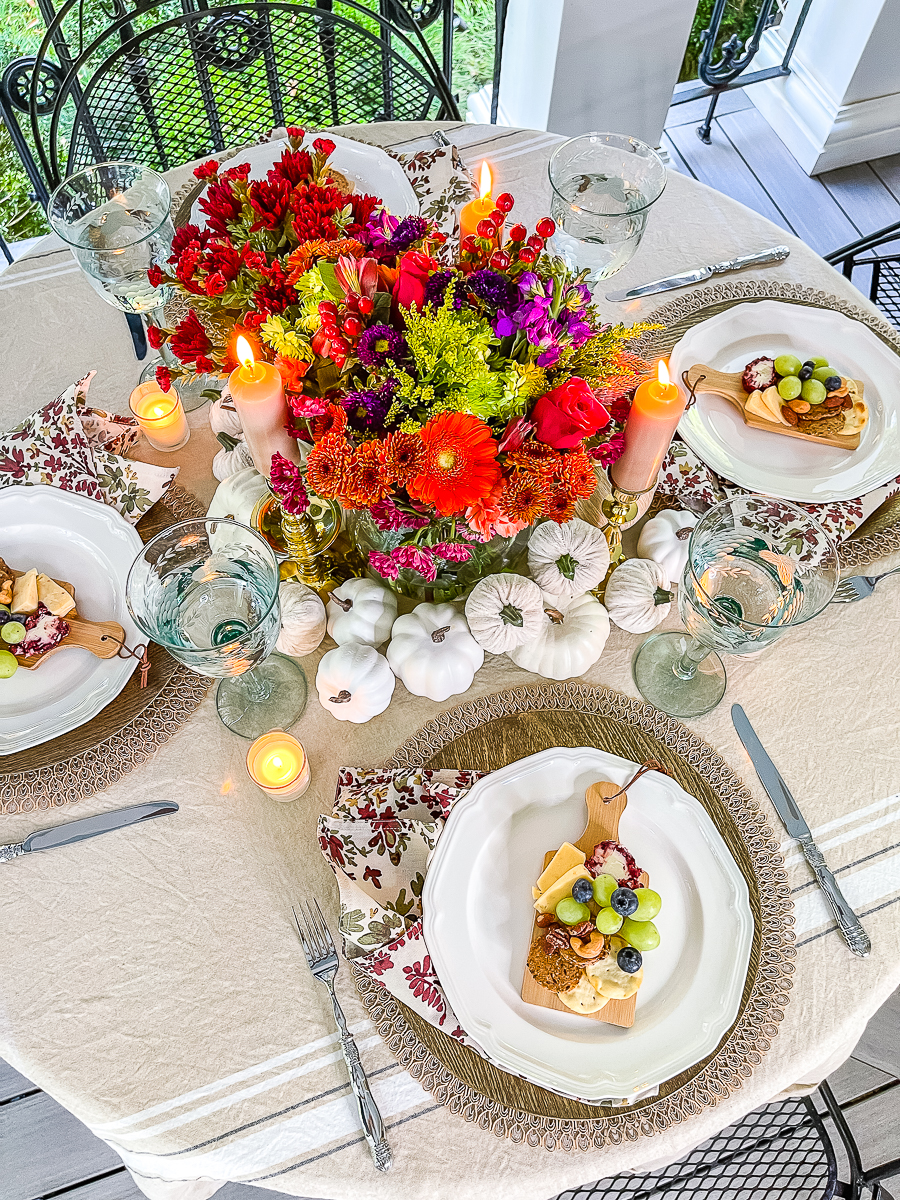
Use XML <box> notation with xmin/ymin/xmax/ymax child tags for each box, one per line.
<box><xmin>0</xmin><ymin>650</ymin><xmax>17</xmax><ymax>678</ymax></box>
<box><xmin>620</xmin><ymin>917</ymin><xmax>660</xmax><ymax>951</ymax></box>
<box><xmin>556</xmin><ymin>897</ymin><xmax>590</xmax><ymax>925</ymax></box>
<box><xmin>801</xmin><ymin>378</ymin><xmax>827</xmax><ymax>404</ymax></box>
<box><xmin>1</xmin><ymin>621</ymin><xmax>26</xmax><ymax>645</ymax></box>
<box><xmin>774</xmin><ymin>354</ymin><xmax>802</xmax><ymax>377</ymax></box>
<box><xmin>810</xmin><ymin>356</ymin><xmax>830</xmax><ymax>369</ymax></box>
<box><xmin>595</xmin><ymin>908</ymin><xmax>624</xmax><ymax>935</ymax></box>
<box><xmin>630</xmin><ymin>888</ymin><xmax>662</xmax><ymax>922</ymax></box>
<box><xmin>811</xmin><ymin>366</ymin><xmax>835</xmax><ymax>383</ymax></box>
<box><xmin>777</xmin><ymin>375</ymin><xmax>801</xmax><ymax>400</ymax></box>
<box><xmin>592</xmin><ymin>874</ymin><xmax>618</xmax><ymax>907</ymax></box>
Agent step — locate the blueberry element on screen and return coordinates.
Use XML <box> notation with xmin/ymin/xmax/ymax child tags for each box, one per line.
<box><xmin>617</xmin><ymin>946</ymin><xmax>643</xmax><ymax>974</ymax></box>
<box><xmin>798</xmin><ymin>365</ymin><xmax>813</xmax><ymax>382</ymax></box>
<box><xmin>802</xmin><ymin>360</ymin><xmax>816</xmax><ymax>369</ymax></box>
<box><xmin>571</xmin><ymin>878</ymin><xmax>594</xmax><ymax>905</ymax></box>
<box><xmin>824</xmin><ymin>375</ymin><xmax>842</xmax><ymax>392</ymax></box>
<box><xmin>610</xmin><ymin>887</ymin><xmax>638</xmax><ymax>917</ymax></box>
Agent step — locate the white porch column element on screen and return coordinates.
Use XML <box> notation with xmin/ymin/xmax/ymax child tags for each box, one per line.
<box><xmin>752</xmin><ymin>0</ymin><xmax>900</xmax><ymax>175</ymax></box>
<box><xmin>493</xmin><ymin>0</ymin><xmax>697</xmax><ymax>148</ymax></box>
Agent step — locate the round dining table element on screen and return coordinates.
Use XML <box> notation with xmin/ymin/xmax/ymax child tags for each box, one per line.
<box><xmin>0</xmin><ymin>121</ymin><xmax>898</xmax><ymax>1200</ymax></box>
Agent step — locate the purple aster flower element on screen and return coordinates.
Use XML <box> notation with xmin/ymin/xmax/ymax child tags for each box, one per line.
<box><xmin>385</xmin><ymin>215</ymin><xmax>429</xmax><ymax>253</ymax></box>
<box><xmin>465</xmin><ymin>269</ymin><xmax>518</xmax><ymax>311</ymax></box>
<box><xmin>342</xmin><ymin>381</ymin><xmax>396</xmax><ymax>433</ymax></box>
<box><xmin>432</xmin><ymin>542</ymin><xmax>472</xmax><ymax>563</ymax></box>
<box><xmin>357</xmin><ymin>324</ymin><xmax>407</xmax><ymax>369</ymax></box>
<box><xmin>393</xmin><ymin>544</ymin><xmax>437</xmax><ymax>581</ymax></box>
<box><xmin>424</xmin><ymin>269</ymin><xmax>465</xmax><ymax>310</ymax></box>
<box><xmin>368</xmin><ymin>550</ymin><xmax>399</xmax><ymax>581</ymax></box>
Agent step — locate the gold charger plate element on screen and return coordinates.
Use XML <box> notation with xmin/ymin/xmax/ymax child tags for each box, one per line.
<box><xmin>349</xmin><ymin>683</ymin><xmax>795</xmax><ymax>1150</ymax></box>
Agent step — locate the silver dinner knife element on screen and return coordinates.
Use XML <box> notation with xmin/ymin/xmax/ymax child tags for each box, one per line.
<box><xmin>731</xmin><ymin>705</ymin><xmax>870</xmax><ymax>957</ymax></box>
<box><xmin>0</xmin><ymin>801</ymin><xmax>179</xmax><ymax>863</ymax></box>
<box><xmin>605</xmin><ymin>245</ymin><xmax>791</xmax><ymax>302</ymax></box>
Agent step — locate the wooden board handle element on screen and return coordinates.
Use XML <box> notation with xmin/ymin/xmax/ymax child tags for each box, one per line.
<box><xmin>575</xmin><ymin>780</ymin><xmax>627</xmax><ymax>856</ymax></box>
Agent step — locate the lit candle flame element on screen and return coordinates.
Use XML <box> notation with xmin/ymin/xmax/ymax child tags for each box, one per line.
<box><xmin>657</xmin><ymin>359</ymin><xmax>670</xmax><ymax>386</ymax></box>
<box><xmin>479</xmin><ymin>161</ymin><xmax>492</xmax><ymax>200</ymax></box>
<box><xmin>236</xmin><ymin>335</ymin><xmax>255</xmax><ymax>372</ymax></box>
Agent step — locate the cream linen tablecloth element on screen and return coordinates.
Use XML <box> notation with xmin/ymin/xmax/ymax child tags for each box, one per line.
<box><xmin>1</xmin><ymin>123</ymin><xmax>898</xmax><ymax>1200</ymax></box>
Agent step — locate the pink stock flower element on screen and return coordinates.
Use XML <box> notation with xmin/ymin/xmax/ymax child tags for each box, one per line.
<box><xmin>432</xmin><ymin>542</ymin><xmax>472</xmax><ymax>562</ymax></box>
<box><xmin>288</xmin><ymin>394</ymin><xmax>329</xmax><ymax>419</ymax></box>
<box><xmin>393</xmin><ymin>544</ymin><xmax>437</xmax><ymax>581</ymax></box>
<box><xmin>368</xmin><ymin>551</ymin><xmax>399</xmax><ymax>581</ymax></box>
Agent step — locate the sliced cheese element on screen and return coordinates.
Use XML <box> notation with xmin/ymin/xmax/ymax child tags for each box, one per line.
<box><xmin>37</xmin><ymin>573</ymin><xmax>76</xmax><ymax>617</ymax></box>
<box><xmin>534</xmin><ymin>863</ymin><xmax>592</xmax><ymax>914</ymax></box>
<box><xmin>11</xmin><ymin>568</ymin><xmax>38</xmax><ymax>615</ymax></box>
<box><xmin>745</xmin><ymin>389</ymin><xmax>777</xmax><ymax>424</ymax></box>
<box><xmin>535</xmin><ymin>842</ymin><xmax>586</xmax><ymax>895</ymax></box>
<box><xmin>532</xmin><ymin>886</ymin><xmax>541</xmax><ymax>900</ymax></box>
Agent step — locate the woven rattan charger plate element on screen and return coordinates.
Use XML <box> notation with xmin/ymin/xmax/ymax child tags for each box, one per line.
<box><xmin>0</xmin><ymin>485</ymin><xmax>212</xmax><ymax>814</ymax></box>
<box><xmin>349</xmin><ymin>683</ymin><xmax>795</xmax><ymax>1150</ymax></box>
<box><xmin>635</xmin><ymin>280</ymin><xmax>900</xmax><ymax>574</ymax></box>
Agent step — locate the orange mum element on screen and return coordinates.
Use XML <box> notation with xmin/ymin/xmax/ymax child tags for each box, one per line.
<box><xmin>311</xmin><ymin>404</ymin><xmax>348</xmax><ymax>442</ymax></box>
<box><xmin>340</xmin><ymin>441</ymin><xmax>391</xmax><ymax>508</ymax></box>
<box><xmin>558</xmin><ymin>447</ymin><xmax>597</xmax><ymax>501</ymax></box>
<box><xmin>286</xmin><ymin>237</ymin><xmax>364</xmax><ymax>279</ymax></box>
<box><xmin>305</xmin><ymin>433</ymin><xmax>352</xmax><ymax>498</ymax></box>
<box><xmin>544</xmin><ymin>484</ymin><xmax>577</xmax><ymax>524</ymax></box>
<box><xmin>505</xmin><ymin>441</ymin><xmax>559</xmax><ymax>476</ymax></box>
<box><xmin>499</xmin><ymin>471</ymin><xmax>548</xmax><ymax>524</ymax></box>
<box><xmin>408</xmin><ymin>412</ymin><xmax>501</xmax><ymax>516</ymax></box>
<box><xmin>380</xmin><ymin>430</ymin><xmax>424</xmax><ymax>487</ymax></box>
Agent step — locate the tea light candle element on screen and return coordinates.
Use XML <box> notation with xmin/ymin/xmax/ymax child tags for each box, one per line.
<box><xmin>459</xmin><ymin>162</ymin><xmax>501</xmax><ymax>247</ymax></box>
<box><xmin>246</xmin><ymin>730</ymin><xmax>310</xmax><ymax>802</ymax></box>
<box><xmin>129</xmin><ymin>381</ymin><xmax>190</xmax><ymax>452</ymax></box>
<box><xmin>228</xmin><ymin>336</ymin><xmax>301</xmax><ymax>479</ymax></box>
<box><xmin>611</xmin><ymin>359</ymin><xmax>686</xmax><ymax>494</ymax></box>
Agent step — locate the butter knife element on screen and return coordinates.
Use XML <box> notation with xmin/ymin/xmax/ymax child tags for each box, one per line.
<box><xmin>605</xmin><ymin>245</ymin><xmax>791</xmax><ymax>302</ymax></box>
<box><xmin>0</xmin><ymin>800</ymin><xmax>178</xmax><ymax>863</ymax></box>
<box><xmin>731</xmin><ymin>705</ymin><xmax>870</xmax><ymax>957</ymax></box>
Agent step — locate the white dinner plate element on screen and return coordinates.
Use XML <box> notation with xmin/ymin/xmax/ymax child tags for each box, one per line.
<box><xmin>190</xmin><ymin>134</ymin><xmax>419</xmax><ymax>228</ymax></box>
<box><xmin>669</xmin><ymin>300</ymin><xmax>900</xmax><ymax>503</ymax></box>
<box><xmin>423</xmin><ymin>748</ymin><xmax>753</xmax><ymax>1102</ymax></box>
<box><xmin>0</xmin><ymin>486</ymin><xmax>144</xmax><ymax>755</ymax></box>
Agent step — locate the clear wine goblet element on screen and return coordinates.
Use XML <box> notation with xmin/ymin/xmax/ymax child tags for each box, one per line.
<box><xmin>47</xmin><ymin>161</ymin><xmax>211</xmax><ymax>410</ymax></box>
<box><xmin>631</xmin><ymin>496</ymin><xmax>839</xmax><ymax>718</ymax></box>
<box><xmin>126</xmin><ymin>518</ymin><xmax>308</xmax><ymax>739</ymax></box>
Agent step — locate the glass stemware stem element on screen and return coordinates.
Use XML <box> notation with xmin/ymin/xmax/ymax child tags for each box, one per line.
<box><xmin>241</xmin><ymin>664</ymin><xmax>274</xmax><ymax>703</ymax></box>
<box><xmin>672</xmin><ymin>638</ymin><xmax>711</xmax><ymax>681</ymax></box>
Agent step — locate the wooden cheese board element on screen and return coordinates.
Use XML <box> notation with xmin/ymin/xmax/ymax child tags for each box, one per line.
<box><xmin>7</xmin><ymin>572</ymin><xmax>125</xmax><ymax>671</ymax></box>
<box><xmin>685</xmin><ymin>363</ymin><xmax>862</xmax><ymax>450</ymax></box>
<box><xmin>521</xmin><ymin>779</ymin><xmax>648</xmax><ymax>1029</ymax></box>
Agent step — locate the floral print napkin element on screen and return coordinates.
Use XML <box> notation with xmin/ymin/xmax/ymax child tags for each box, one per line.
<box><xmin>0</xmin><ymin>373</ymin><xmax>178</xmax><ymax>523</ymax></box>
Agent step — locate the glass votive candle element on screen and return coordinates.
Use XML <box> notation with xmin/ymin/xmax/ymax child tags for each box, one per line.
<box><xmin>246</xmin><ymin>731</ymin><xmax>310</xmax><ymax>802</ymax></box>
<box><xmin>129</xmin><ymin>381</ymin><xmax>190</xmax><ymax>452</ymax></box>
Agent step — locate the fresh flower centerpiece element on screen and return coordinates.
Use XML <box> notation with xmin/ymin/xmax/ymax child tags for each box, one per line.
<box><xmin>152</xmin><ymin>129</ymin><xmax>655</xmax><ymax>599</ymax></box>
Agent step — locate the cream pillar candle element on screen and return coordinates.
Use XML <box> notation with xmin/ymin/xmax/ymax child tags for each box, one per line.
<box><xmin>228</xmin><ymin>336</ymin><xmax>300</xmax><ymax>479</ymax></box>
<box><xmin>611</xmin><ymin>359</ymin><xmax>686</xmax><ymax>494</ymax></box>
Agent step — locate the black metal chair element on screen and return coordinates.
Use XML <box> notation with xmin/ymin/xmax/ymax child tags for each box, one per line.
<box><xmin>0</xmin><ymin>0</ymin><xmax>459</xmax><ymax>200</ymax></box>
<box><xmin>554</xmin><ymin>1079</ymin><xmax>900</xmax><ymax>1200</ymax></box>
<box><xmin>826</xmin><ymin>221</ymin><xmax>900</xmax><ymax>331</ymax></box>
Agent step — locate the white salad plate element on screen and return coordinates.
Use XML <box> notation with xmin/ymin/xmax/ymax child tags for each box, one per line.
<box><xmin>0</xmin><ymin>486</ymin><xmax>143</xmax><ymax>755</ymax></box>
<box><xmin>191</xmin><ymin>133</ymin><xmax>419</xmax><ymax>227</ymax></box>
<box><xmin>668</xmin><ymin>300</ymin><xmax>900</xmax><ymax>503</ymax></box>
<box><xmin>423</xmin><ymin>747</ymin><xmax>753</xmax><ymax>1103</ymax></box>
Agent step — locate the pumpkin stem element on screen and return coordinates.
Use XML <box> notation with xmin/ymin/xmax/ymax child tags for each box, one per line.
<box><xmin>431</xmin><ymin>625</ymin><xmax>451</xmax><ymax>643</ymax></box>
<box><xmin>676</xmin><ymin>527</ymin><xmax>693</xmax><ymax>541</ymax></box>
<box><xmin>544</xmin><ymin>607</ymin><xmax>565</xmax><ymax>624</ymax></box>
<box><xmin>331</xmin><ymin>596</ymin><xmax>353</xmax><ymax>611</ymax></box>
<box><xmin>216</xmin><ymin>432</ymin><xmax>240</xmax><ymax>451</ymax></box>
<box><xmin>329</xmin><ymin>689</ymin><xmax>353</xmax><ymax>703</ymax></box>
<box><xmin>555</xmin><ymin>553</ymin><xmax>578</xmax><ymax>580</ymax></box>
<box><xmin>499</xmin><ymin>603</ymin><xmax>524</xmax><ymax>627</ymax></box>
<box><xmin>654</xmin><ymin>587</ymin><xmax>674</xmax><ymax>605</ymax></box>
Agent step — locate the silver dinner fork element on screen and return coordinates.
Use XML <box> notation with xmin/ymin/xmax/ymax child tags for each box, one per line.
<box><xmin>291</xmin><ymin>902</ymin><xmax>393</xmax><ymax>1172</ymax></box>
<box><xmin>831</xmin><ymin>566</ymin><xmax>900</xmax><ymax>603</ymax></box>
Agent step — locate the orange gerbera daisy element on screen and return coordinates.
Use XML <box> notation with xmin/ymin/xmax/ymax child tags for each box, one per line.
<box><xmin>311</xmin><ymin>403</ymin><xmax>348</xmax><ymax>442</ymax></box>
<box><xmin>499</xmin><ymin>470</ymin><xmax>548</xmax><ymax>524</ymax></box>
<box><xmin>306</xmin><ymin>433</ymin><xmax>352</xmax><ymax>498</ymax></box>
<box><xmin>340</xmin><ymin>441</ymin><xmax>391</xmax><ymax>508</ymax></box>
<box><xmin>543</xmin><ymin>484</ymin><xmax>577</xmax><ymax>524</ymax></box>
<box><xmin>380</xmin><ymin>430</ymin><xmax>424</xmax><ymax>487</ymax></box>
<box><xmin>408</xmin><ymin>412</ymin><xmax>501</xmax><ymax>516</ymax></box>
<box><xmin>558</xmin><ymin>447</ymin><xmax>598</xmax><ymax>501</ymax></box>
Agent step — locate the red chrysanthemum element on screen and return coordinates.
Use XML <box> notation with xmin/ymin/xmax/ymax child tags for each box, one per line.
<box><xmin>380</xmin><ymin>431</ymin><xmax>423</xmax><ymax>487</ymax></box>
<box><xmin>499</xmin><ymin>470</ymin><xmax>548</xmax><ymax>524</ymax></box>
<box><xmin>147</xmin><ymin>264</ymin><xmax>163</xmax><ymax>289</ymax></box>
<box><xmin>169</xmin><ymin>310</ymin><xmax>212</xmax><ymax>364</ymax></box>
<box><xmin>198</xmin><ymin>178</ymin><xmax>243</xmax><ymax>238</ymax></box>
<box><xmin>306</xmin><ymin>433</ymin><xmax>353</xmax><ymax>499</ymax></box>
<box><xmin>173</xmin><ymin>242</ymin><xmax>205</xmax><ymax>296</ymax></box>
<box><xmin>203</xmin><ymin>239</ymin><xmax>244</xmax><ymax>283</ymax></box>
<box><xmin>346</xmin><ymin>192</ymin><xmax>380</xmax><ymax>238</ymax></box>
<box><xmin>252</xmin><ymin>260</ymin><xmax>298</xmax><ymax>315</ymax></box>
<box><xmin>155</xmin><ymin>365</ymin><xmax>172</xmax><ymax>392</ymax></box>
<box><xmin>341</xmin><ymin>441</ymin><xmax>391</xmax><ymax>508</ymax></box>
<box><xmin>248</xmin><ymin>176</ymin><xmax>292</xmax><ymax>231</ymax></box>
<box><xmin>408</xmin><ymin>413</ymin><xmax>501</xmax><ymax>516</ymax></box>
<box><xmin>193</xmin><ymin>159</ymin><xmax>219</xmax><ymax>181</ymax></box>
<box><xmin>273</xmin><ymin>147</ymin><xmax>313</xmax><ymax>186</ymax></box>
<box><xmin>311</xmin><ymin>404</ymin><xmax>348</xmax><ymax>441</ymax></box>
<box><xmin>146</xmin><ymin>325</ymin><xmax>165</xmax><ymax>350</ymax></box>
<box><xmin>543</xmin><ymin>484</ymin><xmax>577</xmax><ymax>524</ymax></box>
<box><xmin>290</xmin><ymin>182</ymin><xmax>346</xmax><ymax>242</ymax></box>
<box><xmin>170</xmin><ymin>223</ymin><xmax>210</xmax><ymax>259</ymax></box>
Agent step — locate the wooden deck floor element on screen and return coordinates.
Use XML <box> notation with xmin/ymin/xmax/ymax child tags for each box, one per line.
<box><xmin>4</xmin><ymin>96</ymin><xmax>900</xmax><ymax>1200</ymax></box>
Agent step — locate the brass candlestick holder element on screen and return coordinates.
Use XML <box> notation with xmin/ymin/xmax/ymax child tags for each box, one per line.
<box><xmin>253</xmin><ymin>490</ymin><xmax>351</xmax><ymax>595</ymax></box>
<box><xmin>594</xmin><ymin>475</ymin><xmax>656</xmax><ymax>600</ymax></box>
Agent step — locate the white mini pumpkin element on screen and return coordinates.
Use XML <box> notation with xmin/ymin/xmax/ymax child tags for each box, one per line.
<box><xmin>276</xmin><ymin>581</ymin><xmax>326</xmax><ymax>657</ymax></box>
<box><xmin>636</xmin><ymin>509</ymin><xmax>699</xmax><ymax>582</ymax></box>
<box><xmin>387</xmin><ymin>602</ymin><xmax>484</xmax><ymax>701</ymax></box>
<box><xmin>509</xmin><ymin>592</ymin><xmax>610</xmax><ymax>679</ymax></box>
<box><xmin>326</xmin><ymin>577</ymin><xmax>397</xmax><ymax>647</ymax></box>
<box><xmin>527</xmin><ymin>518</ymin><xmax>611</xmax><ymax>598</ymax></box>
<box><xmin>206</xmin><ymin>466</ymin><xmax>270</xmax><ymax>526</ymax></box>
<box><xmin>316</xmin><ymin>643</ymin><xmax>395</xmax><ymax>723</ymax></box>
<box><xmin>465</xmin><ymin>573</ymin><xmax>545</xmax><ymax>654</ymax></box>
<box><xmin>213</xmin><ymin>433</ymin><xmax>255</xmax><ymax>481</ymax></box>
<box><xmin>209</xmin><ymin>389</ymin><xmax>243</xmax><ymax>438</ymax></box>
<box><xmin>604</xmin><ymin>558</ymin><xmax>674</xmax><ymax>633</ymax></box>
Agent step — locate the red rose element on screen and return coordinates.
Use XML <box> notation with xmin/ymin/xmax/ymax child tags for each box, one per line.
<box><xmin>393</xmin><ymin>250</ymin><xmax>438</xmax><ymax>311</ymax></box>
<box><xmin>531</xmin><ymin>377</ymin><xmax>610</xmax><ymax>450</ymax></box>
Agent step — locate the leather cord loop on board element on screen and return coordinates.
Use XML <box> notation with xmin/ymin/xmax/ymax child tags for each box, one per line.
<box><xmin>601</xmin><ymin>759</ymin><xmax>668</xmax><ymax>802</ymax></box>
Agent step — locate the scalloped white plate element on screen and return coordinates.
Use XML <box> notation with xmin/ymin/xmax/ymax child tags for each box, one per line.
<box><xmin>423</xmin><ymin>747</ymin><xmax>753</xmax><ymax>1102</ymax></box>
<box><xmin>669</xmin><ymin>300</ymin><xmax>900</xmax><ymax>503</ymax></box>
<box><xmin>0</xmin><ymin>486</ymin><xmax>143</xmax><ymax>755</ymax></box>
